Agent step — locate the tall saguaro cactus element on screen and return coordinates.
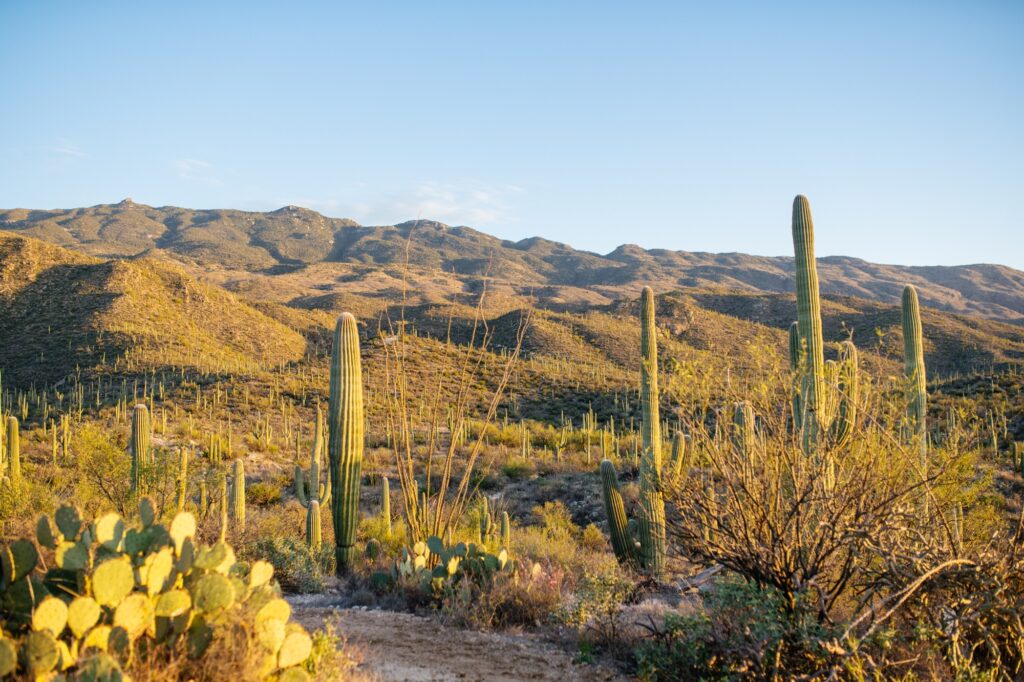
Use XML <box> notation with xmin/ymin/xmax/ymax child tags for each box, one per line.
<box><xmin>902</xmin><ymin>285</ymin><xmax>928</xmax><ymax>468</ymax></box>
<box><xmin>638</xmin><ymin>286</ymin><xmax>666</xmax><ymax>576</ymax></box>
<box><xmin>328</xmin><ymin>312</ymin><xmax>365</xmax><ymax>574</ymax></box>
<box><xmin>295</xmin><ymin>408</ymin><xmax>331</xmax><ymax>550</ymax></box>
<box><xmin>791</xmin><ymin>195</ymin><xmax>825</xmax><ymax>453</ymax></box>
<box><xmin>130</xmin><ymin>404</ymin><xmax>151</xmax><ymax>493</ymax></box>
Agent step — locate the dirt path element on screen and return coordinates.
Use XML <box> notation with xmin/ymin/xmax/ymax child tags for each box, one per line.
<box><xmin>292</xmin><ymin>603</ymin><xmax>627</xmax><ymax>682</ymax></box>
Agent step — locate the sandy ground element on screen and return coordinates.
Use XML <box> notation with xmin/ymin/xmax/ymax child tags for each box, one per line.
<box><xmin>292</xmin><ymin>602</ymin><xmax>627</xmax><ymax>682</ymax></box>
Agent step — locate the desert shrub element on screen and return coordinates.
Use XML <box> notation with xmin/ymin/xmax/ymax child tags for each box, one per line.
<box><xmin>247</xmin><ymin>480</ymin><xmax>282</xmax><ymax>506</ymax></box>
<box><xmin>358</xmin><ymin>514</ymin><xmax>408</xmax><ymax>557</ymax></box>
<box><xmin>247</xmin><ymin>536</ymin><xmax>331</xmax><ymax>593</ymax></box>
<box><xmin>500</xmin><ymin>457</ymin><xmax>534</xmax><ymax>479</ymax></box>
<box><xmin>635</xmin><ymin>578</ymin><xmax>834</xmax><ymax>681</ymax></box>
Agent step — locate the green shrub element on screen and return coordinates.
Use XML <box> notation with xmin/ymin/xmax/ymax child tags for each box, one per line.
<box><xmin>247</xmin><ymin>536</ymin><xmax>332</xmax><ymax>594</ymax></box>
<box><xmin>247</xmin><ymin>481</ymin><xmax>282</xmax><ymax>506</ymax></box>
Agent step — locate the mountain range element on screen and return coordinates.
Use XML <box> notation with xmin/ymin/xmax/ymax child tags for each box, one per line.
<box><xmin>2</xmin><ymin>199</ymin><xmax>1022</xmax><ymax>324</ymax></box>
<box><xmin>1</xmin><ymin>200</ymin><xmax>1023</xmax><ymax>390</ymax></box>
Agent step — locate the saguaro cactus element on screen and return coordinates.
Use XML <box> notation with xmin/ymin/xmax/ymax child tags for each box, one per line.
<box><xmin>231</xmin><ymin>458</ymin><xmax>246</xmax><ymax>533</ymax></box>
<box><xmin>668</xmin><ymin>432</ymin><xmax>690</xmax><ymax>481</ymax></box>
<box><xmin>130</xmin><ymin>404</ymin><xmax>151</xmax><ymax>493</ymax></box>
<box><xmin>638</xmin><ymin>286</ymin><xmax>666</xmax><ymax>576</ymax></box>
<box><xmin>788</xmin><ymin>322</ymin><xmax>803</xmax><ymax>432</ymax></box>
<box><xmin>381</xmin><ymin>476</ymin><xmax>392</xmax><ymax>538</ymax></box>
<box><xmin>902</xmin><ymin>285</ymin><xmax>928</xmax><ymax>467</ymax></box>
<box><xmin>828</xmin><ymin>341</ymin><xmax>859</xmax><ymax>449</ymax></box>
<box><xmin>6</xmin><ymin>416</ymin><xmax>20</xmax><ymax>490</ymax></box>
<box><xmin>328</xmin><ymin>312</ymin><xmax>364</xmax><ymax>573</ymax></box>
<box><xmin>600</xmin><ymin>459</ymin><xmax>637</xmax><ymax>567</ymax></box>
<box><xmin>295</xmin><ymin>409</ymin><xmax>331</xmax><ymax>550</ymax></box>
<box><xmin>791</xmin><ymin>195</ymin><xmax>825</xmax><ymax>453</ymax></box>
<box><xmin>176</xmin><ymin>447</ymin><xmax>189</xmax><ymax>512</ymax></box>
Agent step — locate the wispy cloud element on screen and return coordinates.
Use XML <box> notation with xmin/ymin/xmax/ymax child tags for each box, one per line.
<box><xmin>42</xmin><ymin>139</ymin><xmax>86</xmax><ymax>158</ymax></box>
<box><xmin>173</xmin><ymin>158</ymin><xmax>222</xmax><ymax>186</ymax></box>
<box><xmin>281</xmin><ymin>180</ymin><xmax>523</xmax><ymax>226</ymax></box>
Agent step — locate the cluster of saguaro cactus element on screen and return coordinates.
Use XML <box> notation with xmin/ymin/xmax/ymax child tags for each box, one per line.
<box><xmin>328</xmin><ymin>312</ymin><xmax>364</xmax><ymax>574</ymax></box>
<box><xmin>0</xmin><ymin>500</ymin><xmax>314</xmax><ymax>679</ymax></box>
<box><xmin>295</xmin><ymin>408</ymin><xmax>331</xmax><ymax>550</ymax></box>
<box><xmin>902</xmin><ymin>285</ymin><xmax>928</xmax><ymax>470</ymax></box>
<box><xmin>129</xmin><ymin>404</ymin><xmax>151</xmax><ymax>493</ymax></box>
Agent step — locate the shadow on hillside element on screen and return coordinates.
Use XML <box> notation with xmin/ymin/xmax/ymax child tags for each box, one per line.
<box><xmin>0</xmin><ymin>262</ymin><xmax>121</xmax><ymax>388</ymax></box>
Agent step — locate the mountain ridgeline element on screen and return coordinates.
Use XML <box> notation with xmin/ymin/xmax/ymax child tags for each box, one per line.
<box><xmin>2</xmin><ymin>199</ymin><xmax>1023</xmax><ymax>323</ymax></box>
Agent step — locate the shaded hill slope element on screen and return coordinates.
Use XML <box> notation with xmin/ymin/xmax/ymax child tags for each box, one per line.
<box><xmin>0</xmin><ymin>231</ymin><xmax>307</xmax><ymax>386</ymax></box>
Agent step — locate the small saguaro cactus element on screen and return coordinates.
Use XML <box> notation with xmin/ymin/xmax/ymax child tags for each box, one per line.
<box><xmin>295</xmin><ymin>407</ymin><xmax>331</xmax><ymax>550</ymax></box>
<box><xmin>668</xmin><ymin>431</ymin><xmax>691</xmax><ymax>481</ymax></box>
<box><xmin>130</xmin><ymin>404</ymin><xmax>152</xmax><ymax>493</ymax></box>
<box><xmin>638</xmin><ymin>286</ymin><xmax>666</xmax><ymax>576</ymax></box>
<box><xmin>328</xmin><ymin>312</ymin><xmax>365</xmax><ymax>574</ymax></box>
<box><xmin>6</xmin><ymin>415</ymin><xmax>20</xmax><ymax>490</ymax></box>
<box><xmin>788</xmin><ymin>321</ymin><xmax>803</xmax><ymax>432</ymax></box>
<box><xmin>500</xmin><ymin>511</ymin><xmax>511</xmax><ymax>549</ymax></box>
<box><xmin>219</xmin><ymin>473</ymin><xmax>229</xmax><ymax>542</ymax></box>
<box><xmin>600</xmin><ymin>459</ymin><xmax>637</xmax><ymax>567</ymax></box>
<box><xmin>791</xmin><ymin>195</ymin><xmax>826</xmax><ymax>453</ymax></box>
<box><xmin>175</xmin><ymin>447</ymin><xmax>189</xmax><ymax>512</ymax></box>
<box><xmin>828</xmin><ymin>340</ymin><xmax>859</xmax><ymax>449</ymax></box>
<box><xmin>381</xmin><ymin>476</ymin><xmax>392</xmax><ymax>538</ymax></box>
<box><xmin>231</xmin><ymin>458</ymin><xmax>246</xmax><ymax>533</ymax></box>
<box><xmin>902</xmin><ymin>285</ymin><xmax>928</xmax><ymax>468</ymax></box>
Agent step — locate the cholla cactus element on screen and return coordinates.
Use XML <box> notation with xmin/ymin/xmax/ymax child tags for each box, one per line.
<box><xmin>328</xmin><ymin>312</ymin><xmax>365</xmax><ymax>573</ymax></box>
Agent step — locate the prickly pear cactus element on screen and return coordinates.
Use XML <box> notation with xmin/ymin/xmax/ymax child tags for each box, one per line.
<box><xmin>0</xmin><ymin>500</ymin><xmax>314</xmax><ymax>679</ymax></box>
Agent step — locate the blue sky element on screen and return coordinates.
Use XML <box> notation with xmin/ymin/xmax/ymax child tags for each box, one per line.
<box><xmin>1</xmin><ymin>1</ymin><xmax>1021</xmax><ymax>268</ymax></box>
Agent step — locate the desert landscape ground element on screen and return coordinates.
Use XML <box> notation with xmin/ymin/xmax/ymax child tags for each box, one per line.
<box><xmin>1</xmin><ymin>194</ymin><xmax>1023</xmax><ymax>680</ymax></box>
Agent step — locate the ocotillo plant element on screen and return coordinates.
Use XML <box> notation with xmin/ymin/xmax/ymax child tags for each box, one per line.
<box><xmin>638</xmin><ymin>285</ymin><xmax>666</xmax><ymax>576</ymax></box>
<box><xmin>600</xmin><ymin>459</ymin><xmax>637</xmax><ymax>567</ymax></box>
<box><xmin>902</xmin><ymin>285</ymin><xmax>928</xmax><ymax>470</ymax></box>
<box><xmin>295</xmin><ymin>408</ymin><xmax>331</xmax><ymax>550</ymax></box>
<box><xmin>328</xmin><ymin>312</ymin><xmax>364</xmax><ymax>573</ymax></box>
<box><xmin>6</xmin><ymin>415</ymin><xmax>20</xmax><ymax>490</ymax></box>
<box><xmin>130</xmin><ymin>404</ymin><xmax>151</xmax><ymax>493</ymax></box>
<box><xmin>791</xmin><ymin>195</ymin><xmax>826</xmax><ymax>453</ymax></box>
<box><xmin>231</xmin><ymin>458</ymin><xmax>246</xmax><ymax>533</ymax></box>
